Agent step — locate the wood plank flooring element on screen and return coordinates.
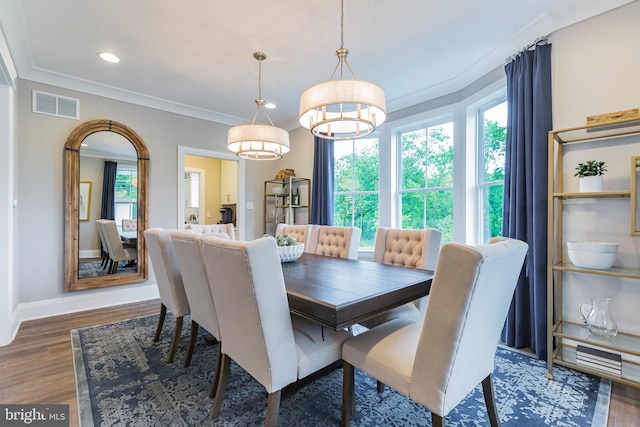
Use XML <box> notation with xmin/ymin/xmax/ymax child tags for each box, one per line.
<box><xmin>0</xmin><ymin>299</ymin><xmax>638</xmax><ymax>426</ymax></box>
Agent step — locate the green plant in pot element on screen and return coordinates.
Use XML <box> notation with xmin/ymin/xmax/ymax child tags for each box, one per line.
<box><xmin>574</xmin><ymin>160</ymin><xmax>606</xmax><ymax>192</ymax></box>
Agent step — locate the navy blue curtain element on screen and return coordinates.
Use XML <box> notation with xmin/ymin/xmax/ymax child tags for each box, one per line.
<box><xmin>311</xmin><ymin>136</ymin><xmax>334</xmax><ymax>225</ymax></box>
<box><xmin>500</xmin><ymin>42</ymin><xmax>552</xmax><ymax>360</ymax></box>
<box><xmin>100</xmin><ymin>160</ymin><xmax>117</xmax><ymax>221</ymax></box>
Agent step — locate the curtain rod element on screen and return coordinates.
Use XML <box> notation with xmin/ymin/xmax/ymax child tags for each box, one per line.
<box><xmin>505</xmin><ymin>36</ymin><xmax>549</xmax><ymax>63</ymax></box>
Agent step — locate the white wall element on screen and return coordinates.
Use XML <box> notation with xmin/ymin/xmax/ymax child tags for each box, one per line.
<box><xmin>12</xmin><ymin>79</ymin><xmax>279</xmax><ymax>321</ymax></box>
<box><xmin>551</xmin><ymin>1</ymin><xmax>640</xmax><ymax>335</ymax></box>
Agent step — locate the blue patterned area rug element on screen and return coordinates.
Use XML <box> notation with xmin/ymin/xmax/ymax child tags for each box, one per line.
<box><xmin>71</xmin><ymin>314</ymin><xmax>610</xmax><ymax>426</ymax></box>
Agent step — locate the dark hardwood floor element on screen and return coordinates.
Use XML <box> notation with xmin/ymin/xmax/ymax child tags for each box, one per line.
<box><xmin>0</xmin><ymin>299</ymin><xmax>638</xmax><ymax>426</ymax></box>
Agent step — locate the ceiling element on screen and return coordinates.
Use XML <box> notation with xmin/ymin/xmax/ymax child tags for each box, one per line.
<box><xmin>0</xmin><ymin>0</ymin><xmax>632</xmax><ymax>130</ymax></box>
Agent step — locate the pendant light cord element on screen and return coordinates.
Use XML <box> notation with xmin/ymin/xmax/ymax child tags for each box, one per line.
<box><xmin>251</xmin><ymin>53</ymin><xmax>275</xmax><ymax>126</ymax></box>
<box><xmin>330</xmin><ymin>0</ymin><xmax>356</xmax><ymax>80</ymax></box>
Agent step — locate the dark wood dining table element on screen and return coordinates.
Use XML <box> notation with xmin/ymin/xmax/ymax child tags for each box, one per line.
<box><xmin>281</xmin><ymin>253</ymin><xmax>433</xmax><ymax>330</ymax></box>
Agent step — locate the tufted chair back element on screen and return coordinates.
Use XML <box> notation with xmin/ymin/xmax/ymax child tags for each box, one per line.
<box><xmin>185</xmin><ymin>223</ymin><xmax>236</xmax><ymax>240</ymax></box>
<box><xmin>307</xmin><ymin>225</ymin><xmax>361</xmax><ymax>260</ymax></box>
<box><xmin>373</xmin><ymin>227</ymin><xmax>441</xmax><ymax>270</ymax></box>
<box><xmin>275</xmin><ymin>224</ymin><xmax>315</xmax><ymax>251</ymax></box>
<box><xmin>122</xmin><ymin>218</ymin><xmax>137</xmax><ymax>231</ymax></box>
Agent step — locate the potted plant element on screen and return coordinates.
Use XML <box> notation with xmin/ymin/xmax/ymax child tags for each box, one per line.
<box><xmin>574</xmin><ymin>160</ymin><xmax>607</xmax><ymax>192</ymax></box>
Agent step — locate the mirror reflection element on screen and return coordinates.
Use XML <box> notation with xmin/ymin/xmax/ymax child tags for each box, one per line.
<box><xmin>78</xmin><ymin>132</ymin><xmax>138</xmax><ymax>279</ymax></box>
<box><xmin>64</xmin><ymin>119</ymin><xmax>149</xmax><ymax>292</ymax></box>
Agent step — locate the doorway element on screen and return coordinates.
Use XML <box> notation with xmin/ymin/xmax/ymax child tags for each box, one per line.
<box><xmin>177</xmin><ymin>146</ymin><xmax>245</xmax><ymax>239</ymax></box>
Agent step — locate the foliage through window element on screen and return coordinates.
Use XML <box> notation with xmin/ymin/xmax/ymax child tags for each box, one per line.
<box><xmin>334</xmin><ymin>138</ymin><xmax>379</xmax><ymax>248</ymax></box>
<box><xmin>399</xmin><ymin>121</ymin><xmax>454</xmax><ymax>243</ymax></box>
<box><xmin>478</xmin><ymin>100</ymin><xmax>507</xmax><ymax>243</ymax></box>
<box><xmin>114</xmin><ymin>165</ymin><xmax>138</xmax><ymax>228</ymax></box>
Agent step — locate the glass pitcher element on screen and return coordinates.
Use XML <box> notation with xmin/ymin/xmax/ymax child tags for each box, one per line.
<box><xmin>579</xmin><ymin>298</ymin><xmax>617</xmax><ymax>338</ymax></box>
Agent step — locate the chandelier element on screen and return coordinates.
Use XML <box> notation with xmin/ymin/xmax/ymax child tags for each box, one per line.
<box><xmin>298</xmin><ymin>0</ymin><xmax>386</xmax><ymax>140</ymax></box>
<box><xmin>227</xmin><ymin>52</ymin><xmax>290</xmax><ymax>160</ymax></box>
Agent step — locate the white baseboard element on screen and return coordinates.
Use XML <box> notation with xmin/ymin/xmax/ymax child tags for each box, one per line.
<box><xmin>79</xmin><ymin>249</ymin><xmax>101</xmax><ymax>259</ymax></box>
<box><xmin>17</xmin><ymin>284</ymin><xmax>159</xmax><ymax>323</ymax></box>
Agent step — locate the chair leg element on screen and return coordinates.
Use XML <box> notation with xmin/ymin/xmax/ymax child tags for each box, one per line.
<box><xmin>482</xmin><ymin>374</ymin><xmax>501</xmax><ymax>427</ymax></box>
<box><xmin>341</xmin><ymin>361</ymin><xmax>355</xmax><ymax>427</ymax></box>
<box><xmin>377</xmin><ymin>380</ymin><xmax>385</xmax><ymax>393</ymax></box>
<box><xmin>210</xmin><ymin>353</ymin><xmax>231</xmax><ymax>419</ymax></box>
<box><xmin>265</xmin><ymin>390</ymin><xmax>282</xmax><ymax>427</ymax></box>
<box><xmin>154</xmin><ymin>304</ymin><xmax>167</xmax><ymax>342</ymax></box>
<box><xmin>111</xmin><ymin>261</ymin><xmax>119</xmax><ymax>274</ymax></box>
<box><xmin>167</xmin><ymin>315</ymin><xmax>183</xmax><ymax>363</ymax></box>
<box><xmin>431</xmin><ymin>413</ymin><xmax>445</xmax><ymax>427</ymax></box>
<box><xmin>208</xmin><ymin>343</ymin><xmax>222</xmax><ymax>398</ymax></box>
<box><xmin>184</xmin><ymin>321</ymin><xmax>199</xmax><ymax>367</ymax></box>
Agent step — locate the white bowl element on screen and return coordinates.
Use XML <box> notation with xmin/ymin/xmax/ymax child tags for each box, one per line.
<box><xmin>278</xmin><ymin>243</ymin><xmax>304</xmax><ymax>262</ymax></box>
<box><xmin>567</xmin><ymin>250</ymin><xmax>616</xmax><ymax>269</ymax></box>
<box><xmin>567</xmin><ymin>241</ymin><xmax>618</xmax><ymax>253</ymax></box>
<box><xmin>272</xmin><ymin>187</ymin><xmax>286</xmax><ymax>196</ymax></box>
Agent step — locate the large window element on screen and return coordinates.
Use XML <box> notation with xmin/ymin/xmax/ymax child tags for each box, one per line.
<box><xmin>114</xmin><ymin>165</ymin><xmax>138</xmax><ymax>228</ymax></box>
<box><xmin>399</xmin><ymin>121</ymin><xmax>454</xmax><ymax>243</ymax></box>
<box><xmin>334</xmin><ymin>137</ymin><xmax>379</xmax><ymax>248</ymax></box>
<box><xmin>477</xmin><ymin>100</ymin><xmax>507</xmax><ymax>243</ymax></box>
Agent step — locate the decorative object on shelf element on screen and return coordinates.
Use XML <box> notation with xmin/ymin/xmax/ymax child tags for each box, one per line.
<box><xmin>292</xmin><ymin>188</ymin><xmax>300</xmax><ymax>206</ymax></box>
<box><xmin>272</xmin><ymin>186</ymin><xmax>286</xmax><ymax>196</ymax></box>
<box><xmin>275</xmin><ymin>168</ymin><xmax>296</xmax><ymax>180</ymax></box>
<box><xmin>576</xmin><ymin>344</ymin><xmax>622</xmax><ymax>376</ymax></box>
<box><xmin>566</xmin><ymin>241</ymin><xmax>618</xmax><ymax>269</ymax></box>
<box><xmin>298</xmin><ymin>0</ymin><xmax>386</xmax><ymax>140</ymax></box>
<box><xmin>586</xmin><ymin>107</ymin><xmax>640</xmax><ymax>126</ymax></box>
<box><xmin>227</xmin><ymin>52</ymin><xmax>290</xmax><ymax>160</ymax></box>
<box><xmin>579</xmin><ymin>298</ymin><xmax>618</xmax><ymax>338</ymax></box>
<box><xmin>575</xmin><ymin>160</ymin><xmax>606</xmax><ymax>192</ymax></box>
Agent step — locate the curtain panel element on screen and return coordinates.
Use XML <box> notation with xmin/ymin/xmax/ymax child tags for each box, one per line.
<box><xmin>500</xmin><ymin>43</ymin><xmax>552</xmax><ymax>359</ymax></box>
<box><xmin>311</xmin><ymin>136</ymin><xmax>334</xmax><ymax>225</ymax></box>
<box><xmin>100</xmin><ymin>160</ymin><xmax>117</xmax><ymax>221</ymax></box>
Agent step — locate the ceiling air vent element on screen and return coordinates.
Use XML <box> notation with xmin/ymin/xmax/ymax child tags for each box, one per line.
<box><xmin>32</xmin><ymin>90</ymin><xmax>79</xmax><ymax>120</ymax></box>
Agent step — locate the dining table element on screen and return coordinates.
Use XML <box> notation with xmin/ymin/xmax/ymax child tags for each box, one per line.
<box><xmin>281</xmin><ymin>253</ymin><xmax>434</xmax><ymax>330</ymax></box>
<box><xmin>120</xmin><ymin>230</ymin><xmax>137</xmax><ymax>245</ymax></box>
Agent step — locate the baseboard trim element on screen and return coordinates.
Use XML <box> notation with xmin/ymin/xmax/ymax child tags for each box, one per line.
<box><xmin>18</xmin><ymin>284</ymin><xmax>159</xmax><ymax>323</ymax></box>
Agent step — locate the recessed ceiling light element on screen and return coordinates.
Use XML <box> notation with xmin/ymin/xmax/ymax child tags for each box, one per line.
<box><xmin>98</xmin><ymin>52</ymin><xmax>120</xmax><ymax>63</ymax></box>
<box><xmin>265</xmin><ymin>102</ymin><xmax>276</xmax><ymax>109</ymax></box>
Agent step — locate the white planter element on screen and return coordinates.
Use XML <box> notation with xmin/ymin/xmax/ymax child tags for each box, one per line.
<box><xmin>579</xmin><ymin>176</ymin><xmax>603</xmax><ymax>192</ymax></box>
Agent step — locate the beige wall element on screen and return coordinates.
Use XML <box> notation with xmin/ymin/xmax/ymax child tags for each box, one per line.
<box><xmin>550</xmin><ymin>1</ymin><xmax>640</xmax><ymax>334</ymax></box>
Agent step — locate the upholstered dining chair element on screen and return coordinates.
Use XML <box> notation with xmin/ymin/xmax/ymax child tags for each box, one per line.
<box><xmin>341</xmin><ymin>237</ymin><xmax>528</xmax><ymax>427</ymax></box>
<box><xmin>102</xmin><ymin>220</ymin><xmax>137</xmax><ymax>274</ymax></box>
<box><xmin>306</xmin><ymin>225</ymin><xmax>361</xmax><ymax>260</ymax></box>
<box><xmin>359</xmin><ymin>227</ymin><xmax>442</xmax><ymax>329</ymax></box>
<box><xmin>96</xmin><ymin>219</ymin><xmax>111</xmax><ymax>270</ymax></box>
<box><xmin>184</xmin><ymin>223</ymin><xmax>236</xmax><ymax>240</ymax></box>
<box><xmin>144</xmin><ymin>227</ymin><xmax>190</xmax><ymax>363</ymax></box>
<box><xmin>171</xmin><ymin>231</ymin><xmax>228</xmax><ymax>398</ymax></box>
<box><xmin>201</xmin><ymin>236</ymin><xmax>352</xmax><ymax>425</ymax></box>
<box><xmin>121</xmin><ymin>218</ymin><xmax>137</xmax><ymax>232</ymax></box>
<box><xmin>275</xmin><ymin>223</ymin><xmax>315</xmax><ymax>251</ymax></box>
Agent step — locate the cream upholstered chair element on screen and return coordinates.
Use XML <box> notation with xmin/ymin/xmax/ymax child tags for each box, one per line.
<box><xmin>171</xmin><ymin>231</ymin><xmax>228</xmax><ymax>398</ymax></box>
<box><xmin>185</xmin><ymin>223</ymin><xmax>235</xmax><ymax>240</ymax></box>
<box><xmin>102</xmin><ymin>220</ymin><xmax>137</xmax><ymax>274</ymax></box>
<box><xmin>201</xmin><ymin>236</ymin><xmax>351</xmax><ymax>425</ymax></box>
<box><xmin>144</xmin><ymin>227</ymin><xmax>190</xmax><ymax>363</ymax></box>
<box><xmin>360</xmin><ymin>227</ymin><xmax>442</xmax><ymax>329</ymax></box>
<box><xmin>96</xmin><ymin>219</ymin><xmax>111</xmax><ymax>270</ymax></box>
<box><xmin>121</xmin><ymin>218</ymin><xmax>137</xmax><ymax>232</ymax></box>
<box><xmin>341</xmin><ymin>237</ymin><xmax>528</xmax><ymax>427</ymax></box>
<box><xmin>275</xmin><ymin>223</ymin><xmax>315</xmax><ymax>251</ymax></box>
<box><xmin>306</xmin><ymin>225</ymin><xmax>361</xmax><ymax>260</ymax></box>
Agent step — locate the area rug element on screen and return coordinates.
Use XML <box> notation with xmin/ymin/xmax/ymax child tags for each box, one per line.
<box><xmin>78</xmin><ymin>259</ymin><xmax>137</xmax><ymax>278</ymax></box>
<box><xmin>71</xmin><ymin>315</ymin><xmax>611</xmax><ymax>426</ymax></box>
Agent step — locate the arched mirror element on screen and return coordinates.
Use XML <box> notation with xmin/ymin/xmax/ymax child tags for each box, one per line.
<box><xmin>64</xmin><ymin>120</ymin><xmax>149</xmax><ymax>291</ymax></box>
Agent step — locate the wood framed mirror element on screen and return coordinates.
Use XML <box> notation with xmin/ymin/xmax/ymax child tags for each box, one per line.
<box><xmin>64</xmin><ymin>119</ymin><xmax>149</xmax><ymax>291</ymax></box>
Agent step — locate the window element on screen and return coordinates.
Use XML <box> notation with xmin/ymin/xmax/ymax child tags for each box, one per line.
<box><xmin>334</xmin><ymin>137</ymin><xmax>379</xmax><ymax>248</ymax></box>
<box><xmin>114</xmin><ymin>165</ymin><xmax>138</xmax><ymax>228</ymax></box>
<box><xmin>399</xmin><ymin>121</ymin><xmax>454</xmax><ymax>243</ymax></box>
<box><xmin>477</xmin><ymin>100</ymin><xmax>507</xmax><ymax>243</ymax></box>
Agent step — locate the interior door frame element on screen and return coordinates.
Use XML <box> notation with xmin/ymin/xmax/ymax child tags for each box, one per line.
<box><xmin>177</xmin><ymin>146</ymin><xmax>245</xmax><ymax>239</ymax></box>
